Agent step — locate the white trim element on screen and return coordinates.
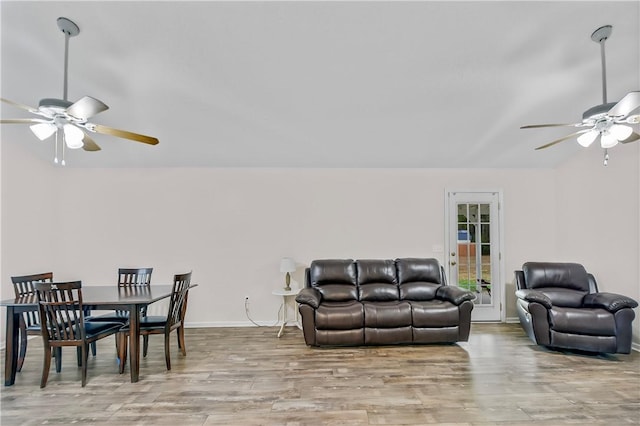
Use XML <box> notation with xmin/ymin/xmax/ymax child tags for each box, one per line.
<box><xmin>505</xmin><ymin>316</ymin><xmax>520</xmax><ymax>324</ymax></box>
<box><xmin>444</xmin><ymin>188</ymin><xmax>505</xmax><ymax>322</ymax></box>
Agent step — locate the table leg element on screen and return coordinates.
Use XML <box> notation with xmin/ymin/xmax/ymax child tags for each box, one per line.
<box><xmin>4</xmin><ymin>307</ymin><xmax>19</xmax><ymax>386</ymax></box>
<box><xmin>277</xmin><ymin>295</ymin><xmax>288</xmax><ymax>338</ymax></box>
<box><xmin>129</xmin><ymin>305</ymin><xmax>141</xmax><ymax>383</ymax></box>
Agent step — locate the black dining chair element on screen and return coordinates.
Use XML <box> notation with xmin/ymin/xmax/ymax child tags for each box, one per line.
<box><xmin>117</xmin><ymin>271</ymin><xmax>192</xmax><ymax>373</ymax></box>
<box><xmin>11</xmin><ymin>272</ymin><xmax>53</xmax><ymax>372</ymax></box>
<box><xmin>35</xmin><ymin>281</ymin><xmax>122</xmax><ymax>387</ymax></box>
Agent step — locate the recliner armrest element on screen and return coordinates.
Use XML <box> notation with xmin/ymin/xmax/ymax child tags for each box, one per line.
<box><xmin>436</xmin><ymin>286</ymin><xmax>476</xmax><ymax>305</ymax></box>
<box><xmin>583</xmin><ymin>292</ymin><xmax>639</xmax><ymax>313</ymax></box>
<box><xmin>296</xmin><ymin>287</ymin><xmax>322</xmax><ymax>309</ymax></box>
<box><xmin>515</xmin><ymin>289</ymin><xmax>552</xmax><ymax>309</ymax></box>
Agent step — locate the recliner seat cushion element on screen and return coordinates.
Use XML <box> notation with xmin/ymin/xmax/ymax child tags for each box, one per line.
<box><xmin>410</xmin><ymin>300</ymin><xmax>459</xmax><ymax>327</ymax></box>
<box><xmin>550</xmin><ymin>307</ymin><xmax>616</xmax><ymax>336</ymax></box>
<box><xmin>363</xmin><ymin>301</ymin><xmax>411</xmax><ymax>327</ymax></box>
<box><xmin>315</xmin><ymin>301</ymin><xmax>363</xmax><ymax>330</ymax></box>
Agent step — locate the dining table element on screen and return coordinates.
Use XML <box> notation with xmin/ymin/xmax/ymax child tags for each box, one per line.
<box><xmin>1</xmin><ymin>284</ymin><xmax>178</xmax><ymax>386</ymax></box>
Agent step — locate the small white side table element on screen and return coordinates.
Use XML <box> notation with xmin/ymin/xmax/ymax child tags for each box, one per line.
<box><xmin>272</xmin><ymin>288</ymin><xmax>301</xmax><ymax>338</ymax></box>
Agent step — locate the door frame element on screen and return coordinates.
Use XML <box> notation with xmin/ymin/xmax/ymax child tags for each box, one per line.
<box><xmin>444</xmin><ymin>188</ymin><xmax>506</xmax><ymax>322</ymax></box>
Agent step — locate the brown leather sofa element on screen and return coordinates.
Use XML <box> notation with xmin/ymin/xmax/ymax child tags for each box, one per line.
<box><xmin>295</xmin><ymin>258</ymin><xmax>476</xmax><ymax>347</ymax></box>
<box><xmin>515</xmin><ymin>262</ymin><xmax>638</xmax><ymax>354</ymax></box>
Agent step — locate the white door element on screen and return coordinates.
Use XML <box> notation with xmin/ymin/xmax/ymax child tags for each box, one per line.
<box><xmin>446</xmin><ymin>191</ymin><xmax>502</xmax><ymax>321</ymax></box>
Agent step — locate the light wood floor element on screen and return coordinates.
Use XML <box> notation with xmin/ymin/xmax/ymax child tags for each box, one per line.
<box><xmin>1</xmin><ymin>323</ymin><xmax>639</xmax><ymax>425</ymax></box>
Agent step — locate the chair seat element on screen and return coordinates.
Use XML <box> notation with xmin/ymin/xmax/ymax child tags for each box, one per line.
<box><xmin>120</xmin><ymin>315</ymin><xmax>168</xmax><ymax>331</ymax></box>
<box><xmin>84</xmin><ymin>321</ymin><xmax>124</xmax><ymax>338</ymax></box>
<box><xmin>87</xmin><ymin>312</ymin><xmax>130</xmax><ymax>324</ymax></box>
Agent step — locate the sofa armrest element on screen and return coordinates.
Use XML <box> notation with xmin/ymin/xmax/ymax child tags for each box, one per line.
<box><xmin>583</xmin><ymin>292</ymin><xmax>638</xmax><ymax>313</ymax></box>
<box><xmin>515</xmin><ymin>289</ymin><xmax>552</xmax><ymax>309</ymax></box>
<box><xmin>296</xmin><ymin>287</ymin><xmax>322</xmax><ymax>309</ymax></box>
<box><xmin>436</xmin><ymin>286</ymin><xmax>476</xmax><ymax>305</ymax></box>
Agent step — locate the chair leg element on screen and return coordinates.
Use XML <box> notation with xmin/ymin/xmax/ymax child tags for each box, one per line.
<box><xmin>40</xmin><ymin>346</ymin><xmax>52</xmax><ymax>388</ymax></box>
<box><xmin>17</xmin><ymin>317</ymin><xmax>27</xmax><ymax>372</ymax></box>
<box><xmin>117</xmin><ymin>333</ymin><xmax>128</xmax><ymax>375</ymax></box>
<box><xmin>178</xmin><ymin>326</ymin><xmax>186</xmax><ymax>356</ymax></box>
<box><xmin>55</xmin><ymin>347</ymin><xmax>62</xmax><ymax>373</ymax></box>
<box><xmin>90</xmin><ymin>341</ymin><xmax>97</xmax><ymax>356</ymax></box>
<box><xmin>143</xmin><ymin>335</ymin><xmax>149</xmax><ymax>357</ymax></box>
<box><xmin>76</xmin><ymin>346</ymin><xmax>83</xmax><ymax>367</ymax></box>
<box><xmin>164</xmin><ymin>333</ymin><xmax>171</xmax><ymax>371</ymax></box>
<box><xmin>81</xmin><ymin>343</ymin><xmax>88</xmax><ymax>387</ymax></box>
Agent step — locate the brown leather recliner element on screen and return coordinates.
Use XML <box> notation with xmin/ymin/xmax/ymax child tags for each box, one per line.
<box><xmin>296</xmin><ymin>258</ymin><xmax>476</xmax><ymax>347</ymax></box>
<box><xmin>515</xmin><ymin>262</ymin><xmax>638</xmax><ymax>354</ymax></box>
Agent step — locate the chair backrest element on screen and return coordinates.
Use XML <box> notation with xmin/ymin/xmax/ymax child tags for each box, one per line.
<box><xmin>521</xmin><ymin>262</ymin><xmax>590</xmax><ymax>307</ymax></box>
<box><xmin>12</xmin><ymin>272</ymin><xmax>54</xmax><ymax>327</ymax></box>
<box><xmin>117</xmin><ymin>268</ymin><xmax>153</xmax><ymax>315</ymax></box>
<box><xmin>166</xmin><ymin>272</ymin><xmax>192</xmax><ymax>329</ymax></box>
<box><xmin>35</xmin><ymin>281</ymin><xmax>85</xmax><ymax>344</ymax></box>
<box><xmin>118</xmin><ymin>268</ymin><xmax>153</xmax><ymax>287</ymax></box>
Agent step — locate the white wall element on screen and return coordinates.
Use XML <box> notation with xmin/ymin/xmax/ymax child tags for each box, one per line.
<box><xmin>554</xmin><ymin>142</ymin><xmax>640</xmax><ymax>344</ymax></box>
<box><xmin>1</xmin><ymin>140</ymin><xmax>638</xmax><ymax>347</ymax></box>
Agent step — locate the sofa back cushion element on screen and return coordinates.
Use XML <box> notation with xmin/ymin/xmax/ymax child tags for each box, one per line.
<box><xmin>396</xmin><ymin>258</ymin><xmax>443</xmax><ymax>300</ymax></box>
<box><xmin>309</xmin><ymin>259</ymin><xmax>358</xmax><ymax>302</ymax></box>
<box><xmin>357</xmin><ymin>259</ymin><xmax>399</xmax><ymax>301</ymax></box>
<box><xmin>522</xmin><ymin>262</ymin><xmax>589</xmax><ymax>307</ymax></box>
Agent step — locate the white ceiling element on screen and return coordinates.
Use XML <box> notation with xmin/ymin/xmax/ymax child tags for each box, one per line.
<box><xmin>1</xmin><ymin>1</ymin><xmax>639</xmax><ymax>168</ymax></box>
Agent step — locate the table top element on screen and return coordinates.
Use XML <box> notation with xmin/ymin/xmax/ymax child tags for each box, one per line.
<box><xmin>272</xmin><ymin>288</ymin><xmax>301</xmax><ymax>297</ymax></box>
<box><xmin>0</xmin><ymin>284</ymin><xmax>179</xmax><ymax>307</ymax></box>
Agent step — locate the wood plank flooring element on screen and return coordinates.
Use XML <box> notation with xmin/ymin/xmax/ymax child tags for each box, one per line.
<box><xmin>1</xmin><ymin>323</ymin><xmax>639</xmax><ymax>425</ymax></box>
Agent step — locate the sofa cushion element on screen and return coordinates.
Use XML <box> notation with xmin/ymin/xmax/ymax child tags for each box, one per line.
<box><xmin>523</xmin><ymin>262</ymin><xmax>590</xmax><ymax>292</ymax></box>
<box><xmin>363</xmin><ymin>301</ymin><xmax>412</xmax><ymax>327</ymax></box>
<box><xmin>310</xmin><ymin>259</ymin><xmax>357</xmax><ymax>286</ymax></box>
<box><xmin>400</xmin><ymin>282</ymin><xmax>440</xmax><ymax>301</ymax></box>
<box><xmin>549</xmin><ymin>307</ymin><xmax>616</xmax><ymax>336</ymax></box>
<box><xmin>396</xmin><ymin>258</ymin><xmax>442</xmax><ymax>284</ymax></box>
<box><xmin>410</xmin><ymin>300</ymin><xmax>460</xmax><ymax>327</ymax></box>
<box><xmin>357</xmin><ymin>259</ymin><xmax>399</xmax><ymax>301</ymax></box>
<box><xmin>310</xmin><ymin>259</ymin><xmax>358</xmax><ymax>302</ymax></box>
<box><xmin>315</xmin><ymin>301</ymin><xmax>363</xmax><ymax>330</ymax></box>
<box><xmin>538</xmin><ymin>287</ymin><xmax>587</xmax><ymax>308</ymax></box>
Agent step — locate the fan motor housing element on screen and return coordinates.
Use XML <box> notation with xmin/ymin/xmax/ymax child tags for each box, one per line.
<box><xmin>582</xmin><ymin>102</ymin><xmax>616</xmax><ymax>120</ymax></box>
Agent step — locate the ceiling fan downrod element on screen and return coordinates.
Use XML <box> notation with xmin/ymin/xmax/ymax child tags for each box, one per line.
<box><xmin>57</xmin><ymin>17</ymin><xmax>79</xmax><ymax>102</ymax></box>
<box><xmin>591</xmin><ymin>25</ymin><xmax>612</xmax><ymax>106</ymax></box>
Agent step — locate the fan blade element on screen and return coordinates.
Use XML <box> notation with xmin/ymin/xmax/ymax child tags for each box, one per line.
<box><xmin>81</xmin><ymin>134</ymin><xmax>101</xmax><ymax>151</ymax></box>
<box><xmin>534</xmin><ymin>130</ymin><xmax>588</xmax><ymax>150</ymax></box>
<box><xmin>521</xmin><ymin>123</ymin><xmax>582</xmax><ymax>129</ymax></box>
<box><xmin>607</xmin><ymin>91</ymin><xmax>640</xmax><ymax>118</ymax></box>
<box><xmin>0</xmin><ymin>118</ymin><xmax>48</xmax><ymax>124</ymax></box>
<box><xmin>1</xmin><ymin>97</ymin><xmax>38</xmax><ymax>113</ymax></box>
<box><xmin>624</xmin><ymin>114</ymin><xmax>640</xmax><ymax>124</ymax></box>
<box><xmin>620</xmin><ymin>131</ymin><xmax>640</xmax><ymax>144</ymax></box>
<box><xmin>90</xmin><ymin>124</ymin><xmax>159</xmax><ymax>145</ymax></box>
<box><xmin>66</xmin><ymin>96</ymin><xmax>109</xmax><ymax>120</ymax></box>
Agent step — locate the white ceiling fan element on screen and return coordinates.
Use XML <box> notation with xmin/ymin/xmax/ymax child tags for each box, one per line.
<box><xmin>0</xmin><ymin>17</ymin><xmax>159</xmax><ymax>165</ymax></box>
<box><xmin>521</xmin><ymin>25</ymin><xmax>640</xmax><ymax>165</ymax></box>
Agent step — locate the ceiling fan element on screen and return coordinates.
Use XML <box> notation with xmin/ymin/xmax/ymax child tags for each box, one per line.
<box><xmin>521</xmin><ymin>25</ymin><xmax>640</xmax><ymax>165</ymax></box>
<box><xmin>0</xmin><ymin>17</ymin><xmax>159</xmax><ymax>165</ymax></box>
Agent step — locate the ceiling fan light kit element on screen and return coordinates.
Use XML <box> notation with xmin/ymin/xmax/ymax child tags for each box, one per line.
<box><xmin>0</xmin><ymin>17</ymin><xmax>159</xmax><ymax>165</ymax></box>
<box><xmin>521</xmin><ymin>25</ymin><xmax>640</xmax><ymax>165</ymax></box>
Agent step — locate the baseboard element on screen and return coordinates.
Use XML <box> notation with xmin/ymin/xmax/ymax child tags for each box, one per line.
<box><xmin>505</xmin><ymin>316</ymin><xmax>520</xmax><ymax>323</ymax></box>
<box><xmin>632</xmin><ymin>342</ymin><xmax>640</xmax><ymax>353</ymax></box>
<box><xmin>184</xmin><ymin>320</ymin><xmax>284</xmax><ymax>328</ymax></box>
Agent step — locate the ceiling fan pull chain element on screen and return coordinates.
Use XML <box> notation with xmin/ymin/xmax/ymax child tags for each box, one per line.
<box><xmin>61</xmin><ymin>135</ymin><xmax>66</xmax><ymax>166</ymax></box>
<box><xmin>603</xmin><ymin>149</ymin><xmax>609</xmax><ymax>166</ymax></box>
<box><xmin>53</xmin><ymin>129</ymin><xmax>59</xmax><ymax>164</ymax></box>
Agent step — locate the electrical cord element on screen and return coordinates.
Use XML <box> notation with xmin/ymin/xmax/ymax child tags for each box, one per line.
<box><xmin>244</xmin><ymin>298</ymin><xmax>281</xmax><ymax>327</ymax></box>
